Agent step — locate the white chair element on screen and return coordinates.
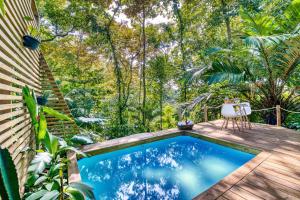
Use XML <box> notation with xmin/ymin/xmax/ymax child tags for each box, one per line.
<box><xmin>240</xmin><ymin>102</ymin><xmax>252</xmax><ymax>129</ymax></box>
<box><xmin>221</xmin><ymin>104</ymin><xmax>240</xmax><ymax>131</ymax></box>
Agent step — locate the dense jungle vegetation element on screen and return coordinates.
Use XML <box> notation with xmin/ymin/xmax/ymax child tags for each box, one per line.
<box><xmin>37</xmin><ymin>0</ymin><xmax>300</xmax><ymax>138</ymax></box>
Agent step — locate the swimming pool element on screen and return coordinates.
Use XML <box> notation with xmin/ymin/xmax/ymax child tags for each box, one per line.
<box><xmin>78</xmin><ymin>135</ymin><xmax>255</xmax><ymax>200</ymax></box>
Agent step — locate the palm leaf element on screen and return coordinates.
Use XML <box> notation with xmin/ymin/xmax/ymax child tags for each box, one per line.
<box><xmin>205</xmin><ymin>61</ymin><xmax>245</xmax><ymax>84</ymax></box>
<box><xmin>244</xmin><ymin>34</ymin><xmax>300</xmax><ymax>48</ymax></box>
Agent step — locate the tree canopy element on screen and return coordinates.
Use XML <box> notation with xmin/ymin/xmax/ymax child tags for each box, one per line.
<box><xmin>37</xmin><ymin>0</ymin><xmax>300</xmax><ymax>138</ymax></box>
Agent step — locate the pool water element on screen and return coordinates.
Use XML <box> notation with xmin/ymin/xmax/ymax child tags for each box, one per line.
<box><xmin>78</xmin><ymin>136</ymin><xmax>255</xmax><ymax>200</ymax></box>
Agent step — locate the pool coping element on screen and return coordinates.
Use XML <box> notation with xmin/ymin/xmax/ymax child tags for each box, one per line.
<box><xmin>68</xmin><ymin>129</ymin><xmax>270</xmax><ymax>199</ymax></box>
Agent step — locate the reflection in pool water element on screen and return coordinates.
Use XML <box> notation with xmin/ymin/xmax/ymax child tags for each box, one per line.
<box><xmin>78</xmin><ymin>136</ymin><xmax>254</xmax><ymax>200</ymax></box>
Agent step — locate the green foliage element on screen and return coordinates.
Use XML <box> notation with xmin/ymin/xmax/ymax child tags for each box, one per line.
<box><xmin>22</xmin><ymin>85</ymin><xmax>95</xmax><ymax>199</ymax></box>
<box><xmin>22</xmin><ymin>86</ymin><xmax>38</xmax><ymax>128</ymax></box>
<box><xmin>206</xmin><ymin>61</ymin><xmax>246</xmax><ymax>84</ymax></box>
<box><xmin>28</xmin><ymin>152</ymin><xmax>52</xmax><ymax>174</ymax></box>
<box><xmin>38</xmin><ymin>111</ymin><xmax>47</xmax><ymax>142</ymax></box>
<box><xmin>43</xmin><ymin>107</ymin><xmax>73</xmax><ymax>121</ymax></box>
<box><xmin>0</xmin><ymin>148</ymin><xmax>21</xmax><ymax>200</ymax></box>
<box><xmin>70</xmin><ymin>135</ymin><xmax>94</xmax><ymax>145</ymax></box>
<box><xmin>0</xmin><ymin>0</ymin><xmax>5</xmax><ymax>16</ymax></box>
<box><xmin>37</xmin><ymin>0</ymin><xmax>300</xmax><ymax>133</ymax></box>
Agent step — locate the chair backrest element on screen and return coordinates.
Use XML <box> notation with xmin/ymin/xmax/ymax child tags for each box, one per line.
<box><xmin>221</xmin><ymin>104</ymin><xmax>237</xmax><ymax>117</ymax></box>
<box><xmin>241</xmin><ymin>102</ymin><xmax>251</xmax><ymax>115</ymax></box>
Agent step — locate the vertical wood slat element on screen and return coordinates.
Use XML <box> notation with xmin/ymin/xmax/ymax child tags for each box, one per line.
<box><xmin>0</xmin><ymin>0</ymin><xmax>40</xmax><ymax>195</ymax></box>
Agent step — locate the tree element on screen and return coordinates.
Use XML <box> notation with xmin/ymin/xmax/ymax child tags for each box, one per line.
<box><xmin>149</xmin><ymin>55</ymin><xmax>169</xmax><ymax>129</ymax></box>
<box><xmin>203</xmin><ymin>5</ymin><xmax>300</xmax><ymax>124</ymax></box>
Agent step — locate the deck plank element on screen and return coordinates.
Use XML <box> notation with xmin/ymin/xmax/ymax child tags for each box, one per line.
<box><xmin>190</xmin><ymin>120</ymin><xmax>300</xmax><ymax>199</ymax></box>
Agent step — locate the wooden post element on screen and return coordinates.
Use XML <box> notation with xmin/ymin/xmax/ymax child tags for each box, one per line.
<box><xmin>276</xmin><ymin>105</ymin><xmax>281</xmax><ymax>126</ymax></box>
<box><xmin>204</xmin><ymin>105</ymin><xmax>208</xmax><ymax>122</ymax></box>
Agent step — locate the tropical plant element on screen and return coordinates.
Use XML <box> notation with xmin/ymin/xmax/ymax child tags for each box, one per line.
<box><xmin>22</xmin><ymin>86</ymin><xmax>73</xmax><ymax>148</ymax></box>
<box><xmin>25</xmin><ymin>132</ymin><xmax>94</xmax><ymax>200</ymax></box>
<box><xmin>37</xmin><ymin>0</ymin><xmax>299</xmax><ymax>132</ymax></box>
<box><xmin>199</xmin><ymin>7</ymin><xmax>300</xmax><ymax>124</ymax></box>
<box><xmin>70</xmin><ymin>135</ymin><xmax>94</xmax><ymax>146</ymax></box>
<box><xmin>0</xmin><ymin>148</ymin><xmax>21</xmax><ymax>200</ymax></box>
<box><xmin>22</xmin><ymin>86</ymin><xmax>95</xmax><ymax>199</ymax></box>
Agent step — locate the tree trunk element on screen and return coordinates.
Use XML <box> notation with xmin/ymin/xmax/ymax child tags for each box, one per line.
<box><xmin>173</xmin><ymin>0</ymin><xmax>187</xmax><ymax>102</ymax></box>
<box><xmin>160</xmin><ymin>83</ymin><xmax>163</xmax><ymax>130</ymax></box>
<box><xmin>221</xmin><ymin>0</ymin><xmax>232</xmax><ymax>48</ymax></box>
<box><xmin>141</xmin><ymin>4</ymin><xmax>147</xmax><ymax>126</ymax></box>
<box><xmin>106</xmin><ymin>29</ymin><xmax>123</xmax><ymax>125</ymax></box>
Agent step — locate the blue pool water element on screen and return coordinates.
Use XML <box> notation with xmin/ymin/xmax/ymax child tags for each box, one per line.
<box><xmin>78</xmin><ymin>136</ymin><xmax>254</xmax><ymax>200</ymax></box>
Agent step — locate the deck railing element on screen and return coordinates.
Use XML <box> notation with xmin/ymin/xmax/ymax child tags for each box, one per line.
<box><xmin>202</xmin><ymin>104</ymin><xmax>300</xmax><ymax>127</ymax></box>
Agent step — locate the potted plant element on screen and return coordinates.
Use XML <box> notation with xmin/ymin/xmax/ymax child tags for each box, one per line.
<box><xmin>36</xmin><ymin>90</ymin><xmax>51</xmax><ymax>106</ymax></box>
<box><xmin>177</xmin><ymin>104</ymin><xmax>194</xmax><ymax>130</ymax></box>
<box><xmin>23</xmin><ymin>16</ymin><xmax>40</xmax><ymax>50</ymax></box>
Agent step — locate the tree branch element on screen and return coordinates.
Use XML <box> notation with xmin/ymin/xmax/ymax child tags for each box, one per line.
<box><xmin>41</xmin><ymin>27</ymin><xmax>75</xmax><ymax>43</ymax></box>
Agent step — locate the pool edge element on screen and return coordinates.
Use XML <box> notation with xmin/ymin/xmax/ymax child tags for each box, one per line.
<box><xmin>68</xmin><ymin>129</ymin><xmax>266</xmax><ymax>198</ymax></box>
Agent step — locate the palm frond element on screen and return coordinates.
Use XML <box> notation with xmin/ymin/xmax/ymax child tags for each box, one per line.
<box><xmin>276</xmin><ymin>41</ymin><xmax>300</xmax><ymax>82</ymax></box>
<box><xmin>205</xmin><ymin>61</ymin><xmax>245</xmax><ymax>84</ymax></box>
<box><xmin>243</xmin><ymin>33</ymin><xmax>300</xmax><ymax>48</ymax></box>
<box><xmin>204</xmin><ymin>47</ymin><xmax>232</xmax><ymax>56</ymax></box>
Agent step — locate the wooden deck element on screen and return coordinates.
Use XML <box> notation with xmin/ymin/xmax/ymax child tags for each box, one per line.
<box><xmin>192</xmin><ymin>120</ymin><xmax>300</xmax><ymax>200</ymax></box>
<box><xmin>69</xmin><ymin>120</ymin><xmax>300</xmax><ymax>200</ymax></box>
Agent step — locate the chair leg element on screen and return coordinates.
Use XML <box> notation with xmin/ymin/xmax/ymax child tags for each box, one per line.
<box><xmin>240</xmin><ymin>115</ymin><xmax>245</xmax><ymax>128</ymax></box>
<box><xmin>235</xmin><ymin>118</ymin><xmax>241</xmax><ymax>131</ymax></box>
<box><xmin>221</xmin><ymin>118</ymin><xmax>226</xmax><ymax>130</ymax></box>
<box><xmin>238</xmin><ymin>116</ymin><xmax>244</xmax><ymax>131</ymax></box>
<box><xmin>232</xmin><ymin>118</ymin><xmax>235</xmax><ymax>131</ymax></box>
<box><xmin>245</xmin><ymin>115</ymin><xmax>252</xmax><ymax>129</ymax></box>
<box><xmin>225</xmin><ymin>118</ymin><xmax>229</xmax><ymax>128</ymax></box>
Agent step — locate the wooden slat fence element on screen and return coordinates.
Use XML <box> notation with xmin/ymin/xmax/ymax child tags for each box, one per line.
<box><xmin>40</xmin><ymin>55</ymin><xmax>79</xmax><ymax>136</ymax></box>
<box><xmin>0</xmin><ymin>0</ymin><xmax>79</xmax><ymax>194</ymax></box>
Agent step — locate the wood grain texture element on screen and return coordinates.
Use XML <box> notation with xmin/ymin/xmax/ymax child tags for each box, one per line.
<box><xmin>0</xmin><ymin>0</ymin><xmax>40</xmax><ymax>195</ymax></box>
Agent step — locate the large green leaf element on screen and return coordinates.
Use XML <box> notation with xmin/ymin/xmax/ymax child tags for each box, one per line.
<box><xmin>206</xmin><ymin>61</ymin><xmax>245</xmax><ymax>84</ymax></box>
<box><xmin>49</xmin><ymin>163</ymin><xmax>65</xmax><ymax>178</ymax></box>
<box><xmin>71</xmin><ymin>135</ymin><xmax>94</xmax><ymax>145</ymax></box>
<box><xmin>0</xmin><ymin>0</ymin><xmax>5</xmax><ymax>16</ymax></box>
<box><xmin>40</xmin><ymin>190</ymin><xmax>59</xmax><ymax>200</ymax></box>
<box><xmin>58</xmin><ymin>146</ymin><xmax>87</xmax><ymax>158</ymax></box>
<box><xmin>0</xmin><ymin>148</ymin><xmax>21</xmax><ymax>200</ymax></box>
<box><xmin>65</xmin><ymin>187</ymin><xmax>85</xmax><ymax>200</ymax></box>
<box><xmin>25</xmin><ymin>190</ymin><xmax>47</xmax><ymax>200</ymax></box>
<box><xmin>43</xmin><ymin>107</ymin><xmax>73</xmax><ymax>121</ymax></box>
<box><xmin>25</xmin><ymin>173</ymin><xmax>39</xmax><ymax>188</ymax></box>
<box><xmin>38</xmin><ymin>111</ymin><xmax>47</xmax><ymax>146</ymax></box>
<box><xmin>69</xmin><ymin>182</ymin><xmax>95</xmax><ymax>200</ymax></box>
<box><xmin>22</xmin><ymin>86</ymin><xmax>38</xmax><ymax>128</ymax></box>
<box><xmin>38</xmin><ymin>112</ymin><xmax>47</xmax><ymax>137</ymax></box>
<box><xmin>34</xmin><ymin>175</ymin><xmax>48</xmax><ymax>186</ymax></box>
<box><xmin>28</xmin><ymin>152</ymin><xmax>52</xmax><ymax>174</ymax></box>
<box><xmin>43</xmin><ymin>131</ymin><xmax>59</xmax><ymax>155</ymax></box>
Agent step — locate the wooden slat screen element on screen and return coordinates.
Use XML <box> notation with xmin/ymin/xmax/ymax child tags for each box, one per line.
<box><xmin>0</xmin><ymin>0</ymin><xmax>40</xmax><ymax>194</ymax></box>
<box><xmin>40</xmin><ymin>55</ymin><xmax>80</xmax><ymax>136</ymax></box>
